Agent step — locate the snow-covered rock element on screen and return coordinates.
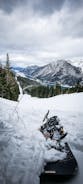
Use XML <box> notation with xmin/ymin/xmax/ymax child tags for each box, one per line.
<box><xmin>12</xmin><ymin>60</ymin><xmax>83</xmax><ymax>86</ymax></box>
<box><xmin>69</xmin><ymin>60</ymin><xmax>83</xmax><ymax>72</ymax></box>
<box><xmin>32</xmin><ymin>60</ymin><xmax>83</xmax><ymax>86</ymax></box>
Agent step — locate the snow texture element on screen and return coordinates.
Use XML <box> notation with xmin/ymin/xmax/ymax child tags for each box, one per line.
<box><xmin>33</xmin><ymin>60</ymin><xmax>82</xmax><ymax>80</ymax></box>
<box><xmin>12</xmin><ymin>60</ymin><xmax>83</xmax><ymax>86</ymax></box>
<box><xmin>0</xmin><ymin>92</ymin><xmax>83</xmax><ymax>184</ymax></box>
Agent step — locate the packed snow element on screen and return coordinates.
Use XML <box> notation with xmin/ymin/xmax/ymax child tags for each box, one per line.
<box><xmin>0</xmin><ymin>92</ymin><xmax>83</xmax><ymax>184</ymax></box>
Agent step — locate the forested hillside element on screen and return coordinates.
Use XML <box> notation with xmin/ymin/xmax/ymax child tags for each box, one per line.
<box><xmin>0</xmin><ymin>55</ymin><xmax>19</xmax><ymax>101</ymax></box>
<box><xmin>17</xmin><ymin>76</ymin><xmax>83</xmax><ymax>98</ymax></box>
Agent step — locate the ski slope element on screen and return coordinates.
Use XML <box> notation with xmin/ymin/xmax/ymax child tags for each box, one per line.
<box><xmin>0</xmin><ymin>93</ymin><xmax>83</xmax><ymax>184</ymax></box>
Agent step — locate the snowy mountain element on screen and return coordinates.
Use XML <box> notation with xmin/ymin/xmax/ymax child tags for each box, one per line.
<box><xmin>25</xmin><ymin>65</ymin><xmax>39</xmax><ymax>77</ymax></box>
<box><xmin>69</xmin><ymin>60</ymin><xmax>83</xmax><ymax>72</ymax></box>
<box><xmin>11</xmin><ymin>66</ymin><xmax>26</xmax><ymax>78</ymax></box>
<box><xmin>0</xmin><ymin>93</ymin><xmax>83</xmax><ymax>184</ymax></box>
<box><xmin>11</xmin><ymin>65</ymin><xmax>39</xmax><ymax>78</ymax></box>
<box><xmin>32</xmin><ymin>60</ymin><xmax>83</xmax><ymax>86</ymax></box>
<box><xmin>12</xmin><ymin>60</ymin><xmax>83</xmax><ymax>86</ymax></box>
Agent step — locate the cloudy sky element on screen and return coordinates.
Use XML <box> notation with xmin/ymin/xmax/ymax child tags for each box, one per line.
<box><xmin>0</xmin><ymin>0</ymin><xmax>83</xmax><ymax>66</ymax></box>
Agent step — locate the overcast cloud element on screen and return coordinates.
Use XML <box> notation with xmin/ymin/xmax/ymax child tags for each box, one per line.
<box><xmin>0</xmin><ymin>0</ymin><xmax>83</xmax><ymax>66</ymax></box>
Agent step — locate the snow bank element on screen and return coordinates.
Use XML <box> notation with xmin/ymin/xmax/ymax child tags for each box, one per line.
<box><xmin>0</xmin><ymin>92</ymin><xmax>83</xmax><ymax>184</ymax></box>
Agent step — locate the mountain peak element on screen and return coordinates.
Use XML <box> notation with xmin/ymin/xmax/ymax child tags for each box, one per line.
<box><xmin>32</xmin><ymin>60</ymin><xmax>83</xmax><ymax>86</ymax></box>
<box><xmin>12</xmin><ymin>60</ymin><xmax>83</xmax><ymax>86</ymax></box>
<box><xmin>47</xmin><ymin>60</ymin><xmax>71</xmax><ymax>74</ymax></box>
<box><xmin>49</xmin><ymin>60</ymin><xmax>70</xmax><ymax>68</ymax></box>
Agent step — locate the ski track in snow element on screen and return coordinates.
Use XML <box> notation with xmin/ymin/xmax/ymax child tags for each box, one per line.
<box><xmin>0</xmin><ymin>93</ymin><xmax>83</xmax><ymax>184</ymax></box>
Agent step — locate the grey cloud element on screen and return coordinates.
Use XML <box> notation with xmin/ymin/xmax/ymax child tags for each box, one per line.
<box><xmin>0</xmin><ymin>0</ymin><xmax>83</xmax><ymax>15</ymax></box>
<box><xmin>59</xmin><ymin>8</ymin><xmax>83</xmax><ymax>39</ymax></box>
<box><xmin>68</xmin><ymin>0</ymin><xmax>83</xmax><ymax>9</ymax></box>
<box><xmin>32</xmin><ymin>0</ymin><xmax>65</xmax><ymax>15</ymax></box>
<box><xmin>0</xmin><ymin>0</ymin><xmax>17</xmax><ymax>13</ymax></box>
<box><xmin>0</xmin><ymin>0</ymin><xmax>29</xmax><ymax>13</ymax></box>
<box><xmin>0</xmin><ymin>0</ymin><xmax>66</xmax><ymax>15</ymax></box>
<box><xmin>0</xmin><ymin>0</ymin><xmax>83</xmax><ymax>65</ymax></box>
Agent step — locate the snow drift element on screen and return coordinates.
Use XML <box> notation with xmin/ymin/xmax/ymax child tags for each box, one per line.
<box><xmin>0</xmin><ymin>92</ymin><xmax>83</xmax><ymax>184</ymax></box>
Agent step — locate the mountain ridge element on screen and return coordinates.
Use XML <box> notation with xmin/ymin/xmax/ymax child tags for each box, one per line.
<box><xmin>11</xmin><ymin>60</ymin><xmax>83</xmax><ymax>86</ymax></box>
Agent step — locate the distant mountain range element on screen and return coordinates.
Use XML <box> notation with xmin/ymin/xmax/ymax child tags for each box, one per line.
<box><xmin>12</xmin><ymin>60</ymin><xmax>83</xmax><ymax>86</ymax></box>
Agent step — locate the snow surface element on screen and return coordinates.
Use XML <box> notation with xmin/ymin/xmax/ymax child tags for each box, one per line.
<box><xmin>0</xmin><ymin>92</ymin><xmax>83</xmax><ymax>184</ymax></box>
<box><xmin>70</xmin><ymin>60</ymin><xmax>83</xmax><ymax>72</ymax></box>
<box><xmin>14</xmin><ymin>70</ymin><xmax>26</xmax><ymax>78</ymax></box>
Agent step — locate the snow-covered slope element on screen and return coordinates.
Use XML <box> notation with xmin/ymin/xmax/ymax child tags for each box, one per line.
<box><xmin>33</xmin><ymin>60</ymin><xmax>81</xmax><ymax>77</ymax></box>
<box><xmin>0</xmin><ymin>93</ymin><xmax>83</xmax><ymax>184</ymax></box>
<box><xmin>11</xmin><ymin>66</ymin><xmax>26</xmax><ymax>78</ymax></box>
<box><xmin>12</xmin><ymin>60</ymin><xmax>83</xmax><ymax>86</ymax></box>
<box><xmin>70</xmin><ymin>60</ymin><xmax>83</xmax><ymax>72</ymax></box>
<box><xmin>32</xmin><ymin>60</ymin><xmax>83</xmax><ymax>86</ymax></box>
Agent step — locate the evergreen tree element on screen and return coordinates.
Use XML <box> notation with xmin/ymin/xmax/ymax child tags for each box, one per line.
<box><xmin>0</xmin><ymin>62</ymin><xmax>2</xmax><ymax>70</ymax></box>
<box><xmin>55</xmin><ymin>83</ymin><xmax>61</xmax><ymax>95</ymax></box>
<box><xmin>6</xmin><ymin>53</ymin><xmax>10</xmax><ymax>70</ymax></box>
<box><xmin>0</xmin><ymin>54</ymin><xmax>19</xmax><ymax>101</ymax></box>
